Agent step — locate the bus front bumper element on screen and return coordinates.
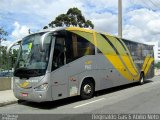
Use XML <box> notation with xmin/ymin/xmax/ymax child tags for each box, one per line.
<box><xmin>13</xmin><ymin>89</ymin><xmax>52</xmax><ymax>102</ymax></box>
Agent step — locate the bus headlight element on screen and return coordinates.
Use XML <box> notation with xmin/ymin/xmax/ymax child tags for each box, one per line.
<box><xmin>34</xmin><ymin>83</ymin><xmax>48</xmax><ymax>91</ymax></box>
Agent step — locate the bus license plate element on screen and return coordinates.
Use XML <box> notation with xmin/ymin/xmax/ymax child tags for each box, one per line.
<box><xmin>22</xmin><ymin>93</ymin><xmax>28</xmax><ymax>97</ymax></box>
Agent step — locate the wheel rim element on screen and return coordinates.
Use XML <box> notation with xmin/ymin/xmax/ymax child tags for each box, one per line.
<box><xmin>83</xmin><ymin>84</ymin><xmax>92</xmax><ymax>94</ymax></box>
<box><xmin>141</xmin><ymin>76</ymin><xmax>144</xmax><ymax>83</ymax></box>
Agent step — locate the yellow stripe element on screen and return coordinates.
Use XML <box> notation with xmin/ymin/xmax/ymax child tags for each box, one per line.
<box><xmin>106</xmin><ymin>35</ymin><xmax>138</xmax><ymax>77</ymax></box>
<box><xmin>144</xmin><ymin>57</ymin><xmax>154</xmax><ymax>75</ymax></box>
<box><xmin>121</xmin><ymin>56</ymin><xmax>138</xmax><ymax>76</ymax></box>
<box><xmin>66</xmin><ymin>27</ymin><xmax>94</xmax><ymax>34</ymax></box>
<box><xmin>96</xmin><ymin>33</ymin><xmax>134</xmax><ymax>80</ymax></box>
<box><xmin>67</xmin><ymin>30</ymin><xmax>134</xmax><ymax>80</ymax></box>
<box><xmin>66</xmin><ymin>28</ymin><xmax>154</xmax><ymax>81</ymax></box>
<box><xmin>142</xmin><ymin>55</ymin><xmax>150</xmax><ymax>71</ymax></box>
<box><xmin>105</xmin><ymin>55</ymin><xmax>133</xmax><ymax>80</ymax></box>
<box><xmin>118</xmin><ymin>39</ymin><xmax>139</xmax><ymax>74</ymax></box>
<box><xmin>93</xmin><ymin>32</ymin><xmax>97</xmax><ymax>47</ymax></box>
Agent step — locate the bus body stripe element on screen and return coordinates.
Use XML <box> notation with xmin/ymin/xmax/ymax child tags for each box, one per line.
<box><xmin>104</xmin><ymin>35</ymin><xmax>139</xmax><ymax>78</ymax></box>
<box><xmin>115</xmin><ymin>38</ymin><xmax>139</xmax><ymax>74</ymax></box>
<box><xmin>142</xmin><ymin>55</ymin><xmax>150</xmax><ymax>71</ymax></box>
<box><xmin>144</xmin><ymin>58</ymin><xmax>154</xmax><ymax>75</ymax></box>
<box><xmin>101</xmin><ymin>34</ymin><xmax>139</xmax><ymax>79</ymax></box>
<box><xmin>100</xmin><ymin>34</ymin><xmax>119</xmax><ymax>55</ymax></box>
<box><xmin>66</xmin><ymin>28</ymin><xmax>154</xmax><ymax>81</ymax></box>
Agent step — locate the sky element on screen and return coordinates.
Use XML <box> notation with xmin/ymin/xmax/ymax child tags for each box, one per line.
<box><xmin>0</xmin><ymin>0</ymin><xmax>160</xmax><ymax>46</ymax></box>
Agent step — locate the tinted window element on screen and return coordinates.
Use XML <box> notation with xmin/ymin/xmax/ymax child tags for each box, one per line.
<box><xmin>122</xmin><ymin>39</ymin><xmax>142</xmax><ymax>58</ymax></box>
<box><xmin>52</xmin><ymin>37</ymin><xmax>66</xmax><ymax>71</ymax></box>
<box><xmin>66</xmin><ymin>32</ymin><xmax>95</xmax><ymax>63</ymax></box>
<box><xmin>72</xmin><ymin>34</ymin><xmax>94</xmax><ymax>58</ymax></box>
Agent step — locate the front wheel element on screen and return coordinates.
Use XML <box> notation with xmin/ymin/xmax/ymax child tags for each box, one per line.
<box><xmin>80</xmin><ymin>80</ymin><xmax>94</xmax><ymax>99</ymax></box>
<box><xmin>17</xmin><ymin>99</ymin><xmax>25</xmax><ymax>104</ymax></box>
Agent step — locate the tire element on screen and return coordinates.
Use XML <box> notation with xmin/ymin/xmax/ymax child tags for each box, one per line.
<box><xmin>80</xmin><ymin>80</ymin><xmax>94</xmax><ymax>100</ymax></box>
<box><xmin>139</xmin><ymin>73</ymin><xmax>145</xmax><ymax>85</ymax></box>
<box><xmin>17</xmin><ymin>99</ymin><xmax>25</xmax><ymax>104</ymax></box>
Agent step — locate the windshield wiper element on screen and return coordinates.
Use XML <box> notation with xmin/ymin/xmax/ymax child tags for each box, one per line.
<box><xmin>14</xmin><ymin>68</ymin><xmax>42</xmax><ymax>79</ymax></box>
<box><xmin>14</xmin><ymin>67</ymin><xmax>29</xmax><ymax>79</ymax></box>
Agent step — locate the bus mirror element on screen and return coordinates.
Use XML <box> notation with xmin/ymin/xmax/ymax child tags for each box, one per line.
<box><xmin>7</xmin><ymin>39</ymin><xmax>22</xmax><ymax>55</ymax></box>
<box><xmin>40</xmin><ymin>31</ymin><xmax>55</xmax><ymax>52</ymax></box>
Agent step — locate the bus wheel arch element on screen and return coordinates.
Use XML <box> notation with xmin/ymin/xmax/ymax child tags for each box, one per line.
<box><xmin>80</xmin><ymin>77</ymin><xmax>95</xmax><ymax>99</ymax></box>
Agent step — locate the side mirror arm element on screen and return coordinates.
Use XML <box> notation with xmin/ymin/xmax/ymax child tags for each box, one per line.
<box><xmin>7</xmin><ymin>39</ymin><xmax>22</xmax><ymax>54</ymax></box>
<box><xmin>40</xmin><ymin>31</ymin><xmax>58</xmax><ymax>52</ymax></box>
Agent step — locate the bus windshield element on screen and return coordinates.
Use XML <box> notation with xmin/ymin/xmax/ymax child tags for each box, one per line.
<box><xmin>14</xmin><ymin>33</ymin><xmax>52</xmax><ymax>78</ymax></box>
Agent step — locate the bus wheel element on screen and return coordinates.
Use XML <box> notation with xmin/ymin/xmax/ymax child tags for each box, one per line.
<box><xmin>80</xmin><ymin>80</ymin><xmax>94</xmax><ymax>99</ymax></box>
<box><xmin>139</xmin><ymin>73</ymin><xmax>145</xmax><ymax>85</ymax></box>
<box><xmin>17</xmin><ymin>99</ymin><xmax>25</xmax><ymax>104</ymax></box>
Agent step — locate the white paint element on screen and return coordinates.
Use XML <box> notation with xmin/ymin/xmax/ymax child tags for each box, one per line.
<box><xmin>85</xmin><ymin>65</ymin><xmax>92</xmax><ymax>70</ymax></box>
<box><xmin>74</xmin><ymin>98</ymin><xmax>105</xmax><ymax>108</ymax></box>
<box><xmin>26</xmin><ymin>79</ymin><xmax>39</xmax><ymax>83</ymax></box>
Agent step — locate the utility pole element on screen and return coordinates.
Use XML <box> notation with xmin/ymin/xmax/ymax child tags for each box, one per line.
<box><xmin>0</xmin><ymin>39</ymin><xmax>1</xmax><ymax>72</ymax></box>
<box><xmin>118</xmin><ymin>0</ymin><xmax>122</xmax><ymax>38</ymax></box>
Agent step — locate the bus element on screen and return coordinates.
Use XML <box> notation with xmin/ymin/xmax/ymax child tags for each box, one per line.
<box><xmin>7</xmin><ymin>27</ymin><xmax>154</xmax><ymax>102</ymax></box>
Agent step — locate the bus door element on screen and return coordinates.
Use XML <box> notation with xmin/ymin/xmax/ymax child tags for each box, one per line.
<box><xmin>51</xmin><ymin>36</ymin><xmax>69</xmax><ymax>100</ymax></box>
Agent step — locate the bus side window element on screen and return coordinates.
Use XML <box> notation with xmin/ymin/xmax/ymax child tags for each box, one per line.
<box><xmin>65</xmin><ymin>32</ymin><xmax>95</xmax><ymax>63</ymax></box>
<box><xmin>52</xmin><ymin>37</ymin><xmax>66</xmax><ymax>71</ymax></box>
<box><xmin>72</xmin><ymin>33</ymin><xmax>95</xmax><ymax>59</ymax></box>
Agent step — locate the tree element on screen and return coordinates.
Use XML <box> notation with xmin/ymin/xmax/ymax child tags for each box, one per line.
<box><xmin>155</xmin><ymin>62</ymin><xmax>160</xmax><ymax>69</ymax></box>
<box><xmin>0</xmin><ymin>27</ymin><xmax>8</xmax><ymax>71</ymax></box>
<box><xmin>0</xmin><ymin>46</ymin><xmax>18</xmax><ymax>71</ymax></box>
<box><xmin>0</xmin><ymin>27</ymin><xmax>7</xmax><ymax>41</ymax></box>
<box><xmin>43</xmin><ymin>26</ymin><xmax>48</xmax><ymax>29</ymax></box>
<box><xmin>0</xmin><ymin>27</ymin><xmax>18</xmax><ymax>71</ymax></box>
<box><xmin>44</xmin><ymin>7</ymin><xmax>94</xmax><ymax>29</ymax></box>
<box><xmin>1</xmin><ymin>46</ymin><xmax>8</xmax><ymax>70</ymax></box>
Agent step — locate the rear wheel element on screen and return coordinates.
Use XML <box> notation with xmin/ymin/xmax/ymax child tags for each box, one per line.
<box><xmin>139</xmin><ymin>73</ymin><xmax>145</xmax><ymax>85</ymax></box>
<box><xmin>80</xmin><ymin>80</ymin><xmax>94</xmax><ymax>99</ymax></box>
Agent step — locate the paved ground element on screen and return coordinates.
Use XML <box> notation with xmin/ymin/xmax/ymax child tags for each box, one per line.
<box><xmin>0</xmin><ymin>90</ymin><xmax>17</xmax><ymax>107</ymax></box>
<box><xmin>0</xmin><ymin>76</ymin><xmax>160</xmax><ymax>120</ymax></box>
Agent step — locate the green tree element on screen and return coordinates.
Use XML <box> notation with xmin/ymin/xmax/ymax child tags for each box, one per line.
<box><xmin>0</xmin><ymin>27</ymin><xmax>8</xmax><ymax>71</ymax></box>
<box><xmin>0</xmin><ymin>27</ymin><xmax>7</xmax><ymax>41</ymax></box>
<box><xmin>8</xmin><ymin>48</ymin><xmax>19</xmax><ymax>70</ymax></box>
<box><xmin>0</xmin><ymin>27</ymin><xmax>18</xmax><ymax>71</ymax></box>
<box><xmin>44</xmin><ymin>7</ymin><xmax>94</xmax><ymax>29</ymax></box>
<box><xmin>0</xmin><ymin>46</ymin><xmax>18</xmax><ymax>70</ymax></box>
<box><xmin>43</xmin><ymin>26</ymin><xmax>48</xmax><ymax>29</ymax></box>
<box><xmin>155</xmin><ymin>62</ymin><xmax>160</xmax><ymax>69</ymax></box>
<box><xmin>1</xmin><ymin>46</ymin><xmax>7</xmax><ymax>70</ymax></box>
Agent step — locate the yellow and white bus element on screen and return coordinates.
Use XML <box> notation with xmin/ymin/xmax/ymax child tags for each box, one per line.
<box><xmin>7</xmin><ymin>27</ymin><xmax>154</xmax><ymax>102</ymax></box>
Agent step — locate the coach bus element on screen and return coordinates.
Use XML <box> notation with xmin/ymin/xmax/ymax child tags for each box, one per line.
<box><xmin>7</xmin><ymin>27</ymin><xmax>154</xmax><ymax>102</ymax></box>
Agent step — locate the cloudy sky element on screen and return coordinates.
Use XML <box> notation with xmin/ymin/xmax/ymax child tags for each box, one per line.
<box><xmin>0</xmin><ymin>0</ymin><xmax>160</xmax><ymax>46</ymax></box>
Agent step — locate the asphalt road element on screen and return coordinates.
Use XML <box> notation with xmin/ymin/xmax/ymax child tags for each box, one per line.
<box><xmin>0</xmin><ymin>76</ymin><xmax>160</xmax><ymax>120</ymax></box>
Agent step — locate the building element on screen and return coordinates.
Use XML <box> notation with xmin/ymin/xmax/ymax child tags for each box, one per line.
<box><xmin>145</xmin><ymin>41</ymin><xmax>160</xmax><ymax>63</ymax></box>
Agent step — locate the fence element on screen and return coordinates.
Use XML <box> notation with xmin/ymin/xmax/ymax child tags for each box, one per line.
<box><xmin>0</xmin><ymin>77</ymin><xmax>11</xmax><ymax>91</ymax></box>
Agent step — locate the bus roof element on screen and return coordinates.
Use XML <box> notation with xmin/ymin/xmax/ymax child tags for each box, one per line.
<box><xmin>34</xmin><ymin>27</ymin><xmax>152</xmax><ymax>47</ymax></box>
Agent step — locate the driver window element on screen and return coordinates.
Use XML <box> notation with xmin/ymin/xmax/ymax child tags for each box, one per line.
<box><xmin>52</xmin><ymin>37</ymin><xmax>66</xmax><ymax>71</ymax></box>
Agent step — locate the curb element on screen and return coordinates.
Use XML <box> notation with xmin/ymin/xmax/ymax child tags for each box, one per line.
<box><xmin>0</xmin><ymin>100</ymin><xmax>17</xmax><ymax>107</ymax></box>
